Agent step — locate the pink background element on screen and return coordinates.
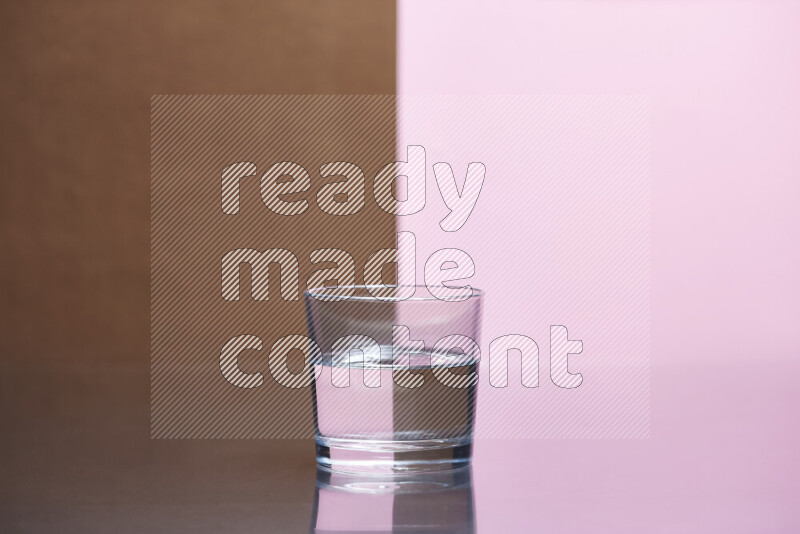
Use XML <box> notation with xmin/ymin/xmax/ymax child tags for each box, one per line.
<box><xmin>396</xmin><ymin>95</ymin><xmax>650</xmax><ymax>439</ymax></box>
<box><xmin>398</xmin><ymin>0</ymin><xmax>799</xmax><ymax>531</ymax></box>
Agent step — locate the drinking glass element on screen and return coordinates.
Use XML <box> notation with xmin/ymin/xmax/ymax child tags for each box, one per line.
<box><xmin>304</xmin><ymin>285</ymin><xmax>483</xmax><ymax>474</ymax></box>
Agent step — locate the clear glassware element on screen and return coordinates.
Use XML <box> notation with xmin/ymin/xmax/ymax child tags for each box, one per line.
<box><xmin>304</xmin><ymin>285</ymin><xmax>483</xmax><ymax>475</ymax></box>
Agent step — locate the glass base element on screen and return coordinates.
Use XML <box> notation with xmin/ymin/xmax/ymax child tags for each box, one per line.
<box><xmin>316</xmin><ymin>436</ymin><xmax>473</xmax><ymax>475</ymax></box>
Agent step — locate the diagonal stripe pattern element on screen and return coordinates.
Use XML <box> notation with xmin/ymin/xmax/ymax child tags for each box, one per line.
<box><xmin>151</xmin><ymin>95</ymin><xmax>397</xmax><ymax>438</ymax></box>
<box><xmin>396</xmin><ymin>95</ymin><xmax>651</xmax><ymax>439</ymax></box>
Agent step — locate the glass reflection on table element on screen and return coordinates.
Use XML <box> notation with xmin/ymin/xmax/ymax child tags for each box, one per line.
<box><xmin>310</xmin><ymin>466</ymin><xmax>475</xmax><ymax>533</ymax></box>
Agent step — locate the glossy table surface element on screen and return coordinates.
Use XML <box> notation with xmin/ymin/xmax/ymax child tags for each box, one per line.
<box><xmin>1</xmin><ymin>360</ymin><xmax>798</xmax><ymax>533</ymax></box>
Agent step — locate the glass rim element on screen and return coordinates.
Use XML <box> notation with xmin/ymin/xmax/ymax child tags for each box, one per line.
<box><xmin>304</xmin><ymin>284</ymin><xmax>483</xmax><ymax>302</ymax></box>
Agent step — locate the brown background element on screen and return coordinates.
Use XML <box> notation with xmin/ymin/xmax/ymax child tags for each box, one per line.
<box><xmin>150</xmin><ymin>95</ymin><xmax>397</xmax><ymax>438</ymax></box>
<box><xmin>0</xmin><ymin>1</ymin><xmax>395</xmax><ymax>531</ymax></box>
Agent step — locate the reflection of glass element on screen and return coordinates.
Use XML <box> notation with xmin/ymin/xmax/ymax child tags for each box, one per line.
<box><xmin>305</xmin><ymin>285</ymin><xmax>483</xmax><ymax>474</ymax></box>
<box><xmin>310</xmin><ymin>466</ymin><xmax>475</xmax><ymax>533</ymax></box>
